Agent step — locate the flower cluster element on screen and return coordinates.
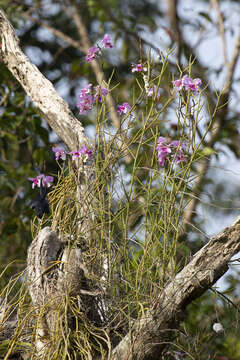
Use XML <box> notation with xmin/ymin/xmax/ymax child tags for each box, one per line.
<box><xmin>52</xmin><ymin>145</ymin><xmax>92</xmax><ymax>161</ymax></box>
<box><xmin>69</xmin><ymin>145</ymin><xmax>92</xmax><ymax>160</ymax></box>
<box><xmin>77</xmin><ymin>83</ymin><xmax>132</xmax><ymax>118</ymax></box>
<box><xmin>28</xmin><ymin>174</ymin><xmax>54</xmax><ymax>189</ymax></box>
<box><xmin>173</xmin><ymin>75</ymin><xmax>202</xmax><ymax>93</ymax></box>
<box><xmin>156</xmin><ymin>137</ymin><xmax>185</xmax><ymax>167</ymax></box>
<box><xmin>77</xmin><ymin>84</ymin><xmax>132</xmax><ymax>117</ymax></box>
<box><xmin>77</xmin><ymin>84</ymin><xmax>109</xmax><ymax>115</ymax></box>
<box><xmin>86</xmin><ymin>33</ymin><xmax>113</xmax><ymax>62</ymax></box>
<box><xmin>28</xmin><ymin>144</ymin><xmax>91</xmax><ymax>219</ymax></box>
<box><xmin>131</xmin><ymin>63</ymin><xmax>147</xmax><ymax>73</ymax></box>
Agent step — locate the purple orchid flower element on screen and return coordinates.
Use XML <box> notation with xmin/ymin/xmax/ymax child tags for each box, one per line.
<box><xmin>52</xmin><ymin>147</ymin><xmax>66</xmax><ymax>161</ymax></box>
<box><xmin>101</xmin><ymin>34</ymin><xmax>113</xmax><ymax>48</ymax></box>
<box><xmin>117</xmin><ymin>102</ymin><xmax>131</xmax><ymax>114</ymax></box>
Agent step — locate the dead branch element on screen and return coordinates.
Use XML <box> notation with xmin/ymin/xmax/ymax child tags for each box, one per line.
<box><xmin>0</xmin><ymin>8</ymin><xmax>87</xmax><ymax>151</ymax></box>
<box><xmin>27</xmin><ymin>227</ymin><xmax>103</xmax><ymax>352</ymax></box>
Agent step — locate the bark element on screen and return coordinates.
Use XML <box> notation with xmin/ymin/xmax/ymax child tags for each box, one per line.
<box><xmin>27</xmin><ymin>227</ymin><xmax>103</xmax><ymax>353</ymax></box>
<box><xmin>0</xmin><ymin>8</ymin><xmax>87</xmax><ymax>151</ymax></box>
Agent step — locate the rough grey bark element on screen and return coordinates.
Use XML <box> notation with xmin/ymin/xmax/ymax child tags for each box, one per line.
<box><xmin>27</xmin><ymin>227</ymin><xmax>103</xmax><ymax>353</ymax></box>
<box><xmin>0</xmin><ymin>8</ymin><xmax>87</xmax><ymax>151</ymax></box>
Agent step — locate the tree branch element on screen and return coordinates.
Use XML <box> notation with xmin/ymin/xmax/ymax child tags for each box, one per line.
<box><xmin>112</xmin><ymin>216</ymin><xmax>240</xmax><ymax>359</ymax></box>
<box><xmin>167</xmin><ymin>0</ymin><xmax>182</xmax><ymax>63</ymax></box>
<box><xmin>22</xmin><ymin>12</ymin><xmax>83</xmax><ymax>50</ymax></box>
<box><xmin>27</xmin><ymin>227</ymin><xmax>104</xmax><ymax>352</ymax></box>
<box><xmin>211</xmin><ymin>0</ymin><xmax>228</xmax><ymax>66</ymax></box>
<box><xmin>0</xmin><ymin>8</ymin><xmax>87</xmax><ymax>151</ymax></box>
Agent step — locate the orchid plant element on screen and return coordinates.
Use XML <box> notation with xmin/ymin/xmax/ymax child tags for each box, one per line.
<box><xmin>28</xmin><ymin>34</ymin><xmax>203</xmax><ymax>227</ymax></box>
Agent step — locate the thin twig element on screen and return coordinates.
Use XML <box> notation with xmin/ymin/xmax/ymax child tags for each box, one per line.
<box><xmin>211</xmin><ymin>0</ymin><xmax>228</xmax><ymax>66</ymax></box>
<box><xmin>22</xmin><ymin>12</ymin><xmax>83</xmax><ymax>50</ymax></box>
<box><xmin>167</xmin><ymin>0</ymin><xmax>182</xmax><ymax>64</ymax></box>
<box><xmin>99</xmin><ymin>3</ymin><xmax>160</xmax><ymax>54</ymax></box>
